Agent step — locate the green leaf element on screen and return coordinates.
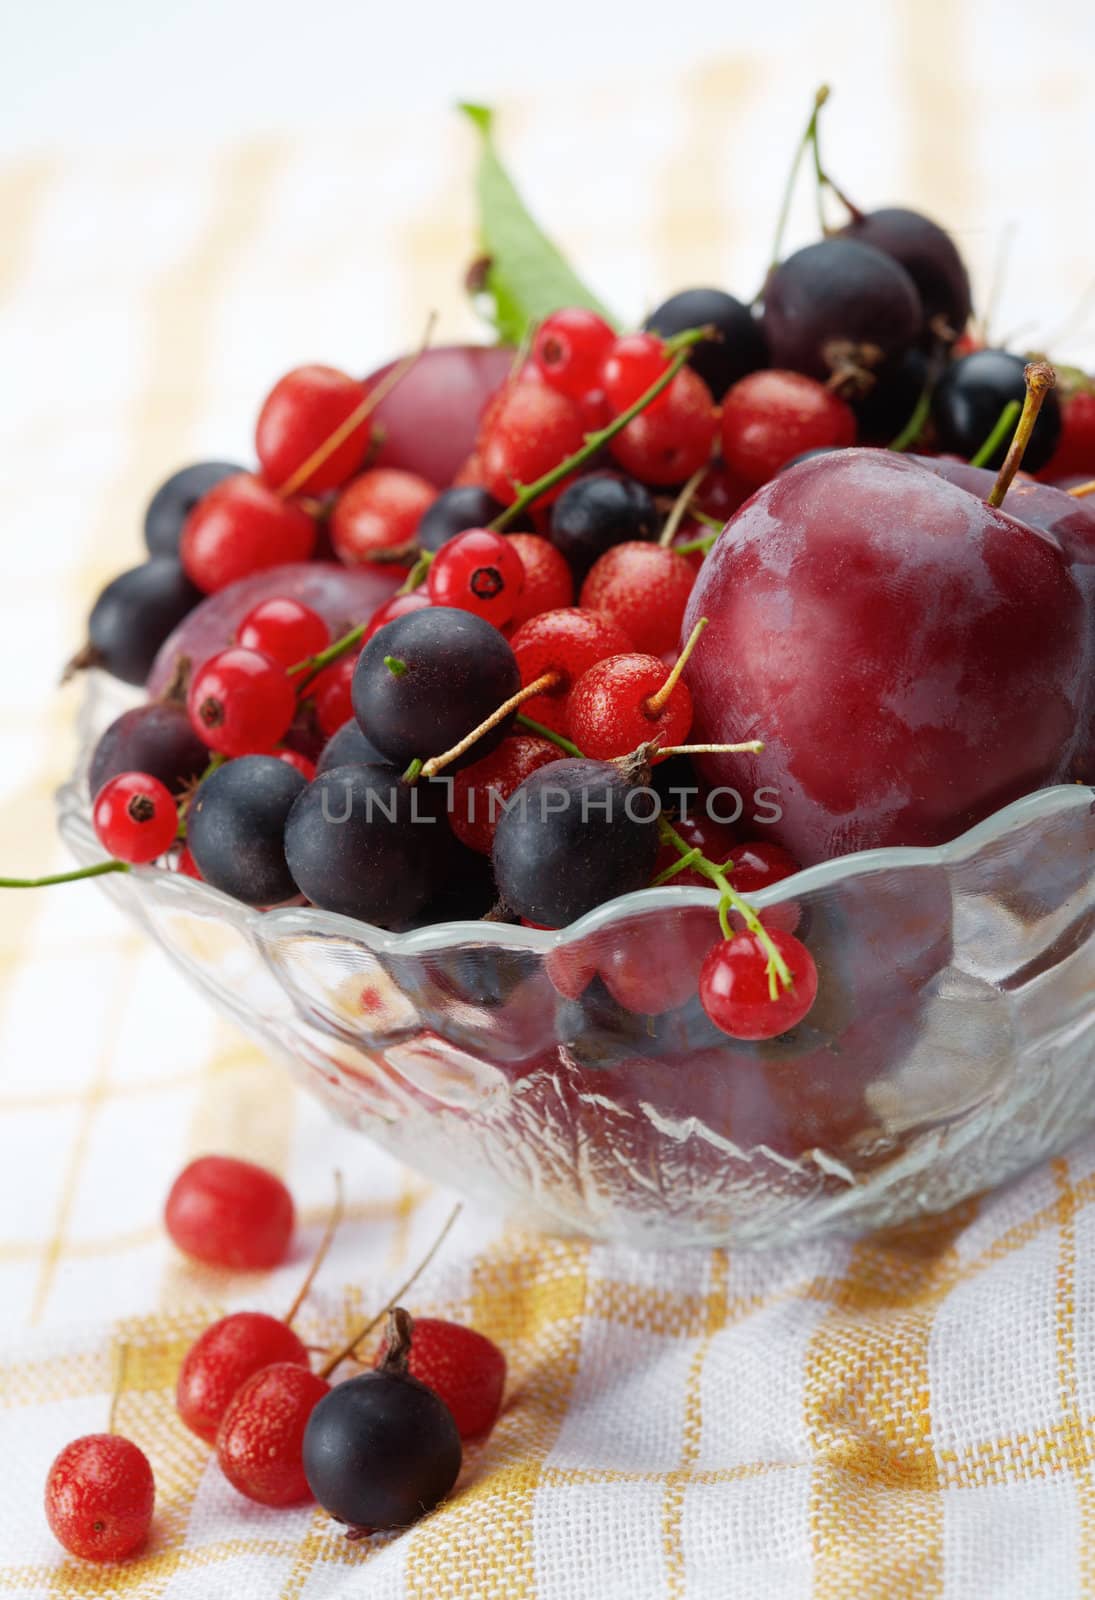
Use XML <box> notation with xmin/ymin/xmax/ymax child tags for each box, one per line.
<box><xmin>460</xmin><ymin>103</ymin><xmax>617</xmax><ymax>343</ymax></box>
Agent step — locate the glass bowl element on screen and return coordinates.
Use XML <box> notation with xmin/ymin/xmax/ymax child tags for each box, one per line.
<box><xmin>58</xmin><ymin>673</ymin><xmax>1095</xmax><ymax>1248</ymax></box>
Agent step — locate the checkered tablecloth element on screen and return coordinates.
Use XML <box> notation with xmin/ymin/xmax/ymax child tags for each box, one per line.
<box><xmin>3</xmin><ymin>37</ymin><xmax>1095</xmax><ymax>1597</ymax></box>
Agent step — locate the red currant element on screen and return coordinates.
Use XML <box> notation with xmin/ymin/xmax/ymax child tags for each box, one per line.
<box><xmin>532</xmin><ymin>308</ymin><xmax>616</xmax><ymax>401</ymax></box>
<box><xmin>361</xmin><ymin>591</ymin><xmax>432</xmax><ymax>646</ymax></box>
<box><xmin>45</xmin><ymin>1434</ymin><xmax>155</xmax><ymax>1562</ymax></box>
<box><xmin>164</xmin><ymin>1155</ymin><xmax>295</xmax><ymax>1270</ymax></box>
<box><xmin>176</xmin><ymin>1312</ymin><xmax>310</xmax><ymax>1444</ymax></box>
<box><xmin>609</xmin><ymin>367</ymin><xmax>718</xmax><ymax>485</ymax></box>
<box><xmin>450</xmin><ymin>733</ymin><xmax>560</xmax><ymax>853</ymax></box>
<box><xmin>695</xmin><ymin>461</ymin><xmax>752</xmax><ymax>522</ymax></box>
<box><xmin>600</xmin><ymin>332</ymin><xmax>671</xmax><ymax>413</ymax></box>
<box><xmin>579</xmin><ymin>543</ymin><xmax>696</xmax><ymax>657</ymax></box>
<box><xmin>330</xmin><ymin>468</ymin><xmax>436</xmax><ymax>568</ymax></box>
<box><xmin>187</xmin><ymin>647</ymin><xmax>296</xmax><ymax>757</ymax></box>
<box><xmin>578</xmin><ymin>388</ymin><xmax>612</xmax><ymax>430</ymax></box>
<box><xmin>426</xmin><ymin>527</ymin><xmax>525</xmax><ymax>627</ymax></box>
<box><xmin>567</xmin><ymin>653</ymin><xmax>692</xmax><ymax>760</ymax></box>
<box><xmin>309</xmin><ymin>653</ymin><xmax>360</xmax><ymax>738</ymax></box>
<box><xmin>509</xmin><ymin>607</ymin><xmax>634</xmax><ymax>733</ymax></box>
<box><xmin>506</xmin><ymin>532</ymin><xmax>575</xmax><ymax>628</ymax></box>
<box><xmin>237</xmin><ymin>597</ymin><xmax>330</xmax><ymax>669</ymax></box>
<box><xmin>256</xmin><ymin>364</ymin><xmax>370</xmax><ymax>494</ymax></box>
<box><xmin>699</xmin><ymin>929</ymin><xmax>818</xmax><ymax>1040</ymax></box>
<box><xmin>479</xmin><ymin>382</ymin><xmax>586</xmax><ymax>506</ymax></box>
<box><xmin>216</xmin><ymin>1363</ymin><xmax>331</xmax><ymax>1506</ymax></box>
<box><xmin>372</xmin><ymin>1316</ymin><xmax>506</xmax><ymax>1440</ymax></box>
<box><xmin>277</xmin><ymin>749</ymin><xmax>316</xmax><ymax>780</ymax></box>
<box><xmin>176</xmin><ymin>844</ymin><xmax>202</xmax><ymax>879</ymax></box>
<box><xmin>720</xmin><ymin>370</ymin><xmax>856</xmax><ymax>488</ymax></box>
<box><xmin>728</xmin><ymin>839</ymin><xmax>801</xmax><ymax>894</ymax></box>
<box><xmin>652</xmin><ymin>811</ymin><xmax>739</xmax><ymax>886</ymax></box>
<box><xmin>93</xmin><ymin>771</ymin><xmax>178</xmax><ymax>863</ymax></box>
<box><xmin>181</xmin><ymin>474</ymin><xmax>316</xmax><ymax>594</ymax></box>
<box><xmin>597</xmin><ymin>912</ymin><xmax>717</xmax><ymax>1014</ymax></box>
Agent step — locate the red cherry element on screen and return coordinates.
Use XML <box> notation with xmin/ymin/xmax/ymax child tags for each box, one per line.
<box><xmin>216</xmin><ymin>1363</ymin><xmax>331</xmax><ymax>1506</ymax></box>
<box><xmin>237</xmin><ymin>597</ymin><xmax>330</xmax><ymax>668</ymax></box>
<box><xmin>426</xmin><ymin>527</ymin><xmax>525</xmax><ymax>627</ymax></box>
<box><xmin>699</xmin><ymin>930</ymin><xmax>818</xmax><ymax>1040</ymax></box>
<box><xmin>450</xmin><ymin>733</ymin><xmax>560</xmax><ymax>853</ymax></box>
<box><xmin>330</xmin><ymin>468</ymin><xmax>436</xmax><ymax>568</ymax></box>
<box><xmin>720</xmin><ymin>370</ymin><xmax>856</xmax><ymax>488</ymax></box>
<box><xmin>532</xmin><ymin>309</ymin><xmax>616</xmax><ymax>401</ymax></box>
<box><xmin>506</xmin><ymin>533</ymin><xmax>575</xmax><ymax>628</ymax></box>
<box><xmin>361</xmin><ymin>590</ymin><xmax>432</xmax><ymax>646</ymax></box>
<box><xmin>187</xmin><ymin>647</ymin><xmax>296</xmax><ymax>757</ymax></box>
<box><xmin>509</xmin><ymin>607</ymin><xmax>634</xmax><ymax>733</ymax></box>
<box><xmin>695</xmin><ymin>461</ymin><xmax>752</xmax><ymax>522</ymax></box>
<box><xmin>45</xmin><ymin>1434</ymin><xmax>155</xmax><ymax>1562</ymax></box>
<box><xmin>372</xmin><ymin>1316</ymin><xmax>506</xmax><ymax>1441</ymax></box>
<box><xmin>600</xmin><ymin>332</ymin><xmax>671</xmax><ymax>413</ymax></box>
<box><xmin>176</xmin><ymin>1312</ymin><xmax>310</xmax><ymax>1444</ymax></box>
<box><xmin>277</xmin><ymin>749</ymin><xmax>317</xmax><ymax>780</ymax></box>
<box><xmin>93</xmin><ymin>772</ymin><xmax>178</xmax><ymax>864</ymax></box>
<box><xmin>181</xmin><ymin>474</ymin><xmax>316</xmax><ymax>594</ymax></box>
<box><xmin>568</xmin><ymin>653</ymin><xmax>692</xmax><ymax>760</ymax></box>
<box><xmin>1040</xmin><ymin>389</ymin><xmax>1095</xmax><ymax>481</ymax></box>
<box><xmin>256</xmin><ymin>364</ymin><xmax>371</xmax><ymax>494</ymax></box>
<box><xmin>164</xmin><ymin>1155</ymin><xmax>295</xmax><ymax>1270</ymax></box>
<box><xmin>479</xmin><ymin>383</ymin><xmax>586</xmax><ymax>506</ymax></box>
<box><xmin>728</xmin><ymin>839</ymin><xmax>801</xmax><ymax>894</ymax></box>
<box><xmin>309</xmin><ymin>653</ymin><xmax>360</xmax><ymax>738</ymax></box>
<box><xmin>597</xmin><ymin>913</ymin><xmax>717</xmax><ymax>1014</ymax></box>
<box><xmin>580</xmin><ymin>543</ymin><xmax>696</xmax><ymax>657</ymax></box>
<box><xmin>608</xmin><ymin>367</ymin><xmax>718</xmax><ymax>485</ymax></box>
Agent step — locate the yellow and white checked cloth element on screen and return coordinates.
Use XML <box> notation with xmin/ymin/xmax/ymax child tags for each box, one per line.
<box><xmin>4</xmin><ymin>37</ymin><xmax>1095</xmax><ymax>1597</ymax></box>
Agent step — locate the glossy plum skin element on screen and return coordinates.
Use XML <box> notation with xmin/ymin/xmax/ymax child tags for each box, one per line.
<box><xmin>365</xmin><ymin>345</ymin><xmax>515</xmax><ymax>487</ymax></box>
<box><xmin>683</xmin><ymin>450</ymin><xmax>1087</xmax><ymax>864</ymax></box>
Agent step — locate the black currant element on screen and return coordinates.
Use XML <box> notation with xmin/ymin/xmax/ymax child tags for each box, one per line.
<box><xmin>351</xmin><ymin>607</ymin><xmax>520</xmax><ymax>771</ymax></box>
<box><xmin>302</xmin><ymin>1308</ymin><xmax>462</xmax><ymax>1533</ymax></box>
<box><xmin>79</xmin><ymin>559</ymin><xmax>202</xmax><ymax>686</ymax></box>
<box><xmin>931</xmin><ymin>349</ymin><xmax>1063</xmax><ymax>472</ymax></box>
<box><xmin>404</xmin><ymin>840</ymin><xmax>497</xmax><ymax>927</ymax></box>
<box><xmin>315</xmin><ymin>718</ymin><xmax>393</xmax><ymax>775</ymax></box>
<box><xmin>762</xmin><ymin>239</ymin><xmax>922</xmax><ymax>389</ymax></box>
<box><xmin>416</xmin><ymin>485</ymin><xmax>509</xmax><ymax>553</ymax></box>
<box><xmin>644</xmin><ymin>287</ymin><xmax>768</xmax><ymax>399</ymax></box>
<box><xmin>491</xmin><ymin>759</ymin><xmax>660</xmax><ymax>927</ymax></box>
<box><xmin>144</xmin><ymin>461</ymin><xmax>244</xmax><ymax>557</ymax></box>
<box><xmin>838</xmin><ymin>207</ymin><xmax>971</xmax><ymax>342</ymax></box>
<box><xmin>852</xmin><ymin>347</ymin><xmax>929</xmax><ymax>443</ymax></box>
<box><xmin>549</xmin><ymin>472</ymin><xmax>659</xmax><ymax>579</ymax></box>
<box><xmin>187</xmin><ymin>755</ymin><xmax>307</xmax><ymax>906</ymax></box>
<box><xmin>88</xmin><ymin>703</ymin><xmax>209</xmax><ymax>800</ymax></box>
<box><xmin>283</xmin><ymin>764</ymin><xmax>450</xmax><ymax>930</ymax></box>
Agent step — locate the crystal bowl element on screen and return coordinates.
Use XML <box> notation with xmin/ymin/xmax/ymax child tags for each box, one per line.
<box><xmin>59</xmin><ymin>674</ymin><xmax>1095</xmax><ymax>1248</ymax></box>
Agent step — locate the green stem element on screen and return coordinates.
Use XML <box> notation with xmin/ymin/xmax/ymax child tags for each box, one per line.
<box><xmin>397</xmin><ymin>552</ymin><xmax>433</xmax><ymax>596</ymax></box>
<box><xmin>0</xmin><ymin>860</ymin><xmax>131</xmax><ymax>889</ymax></box>
<box><xmin>651</xmin><ymin>847</ymin><xmax>702</xmax><ymax>886</ymax></box>
<box><xmin>970</xmin><ymin>400</ymin><xmax>1021</xmax><ymax>469</ymax></box>
<box><xmin>673</xmin><ymin>531</ymin><xmax>719</xmax><ymax>557</ymax></box>
<box><xmin>289</xmin><ymin>623</ymin><xmax>367</xmax><ymax>688</ymax></box>
<box><xmin>888</xmin><ymin>381</ymin><xmax>934</xmax><ymax>453</ymax></box>
<box><xmin>488</xmin><ymin>330</ymin><xmax>711</xmax><ymax>532</ymax></box>
<box><xmin>658</xmin><ymin>816</ymin><xmax>792</xmax><ymax>999</ymax></box>
<box><xmin>768</xmin><ymin>86</ymin><xmax>831</xmax><ymax>275</ymax></box>
<box><xmin>515</xmin><ymin>714</ymin><xmax>583</xmax><ymax>757</ymax></box>
<box><xmin>403</xmin><ymin>758</ymin><xmax>423</xmax><ymax>784</ymax></box>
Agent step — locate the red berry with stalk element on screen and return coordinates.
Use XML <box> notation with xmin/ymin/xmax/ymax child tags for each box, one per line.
<box><xmin>216</xmin><ymin>1363</ymin><xmax>333</xmax><ymax>1507</ymax></box>
<box><xmin>479</xmin><ymin>383</ymin><xmax>586</xmax><ymax>506</ymax></box>
<box><xmin>509</xmin><ymin>607</ymin><xmax>634</xmax><ymax>734</ymax></box>
<box><xmin>93</xmin><ymin>772</ymin><xmax>178</xmax><ymax>864</ymax></box>
<box><xmin>371</xmin><ymin>1316</ymin><xmax>506</xmax><ymax>1440</ymax></box>
<box><xmin>580</xmin><ymin>543</ymin><xmax>696</xmax><ymax>657</ymax></box>
<box><xmin>164</xmin><ymin>1154</ymin><xmax>295</xmax><ymax>1271</ymax></box>
<box><xmin>720</xmin><ymin>369</ymin><xmax>856</xmax><ymax>488</ymax></box>
<box><xmin>699</xmin><ymin>928</ymin><xmax>818</xmax><ymax>1040</ymax></box>
<box><xmin>237</xmin><ymin>597</ymin><xmax>330</xmax><ymax>669</ymax></box>
<box><xmin>449</xmin><ymin>733</ymin><xmax>561</xmax><ymax>853</ymax></box>
<box><xmin>256</xmin><ymin>365</ymin><xmax>372</xmax><ymax>495</ymax></box>
<box><xmin>181</xmin><ymin>474</ymin><xmax>316</xmax><ymax>594</ymax></box>
<box><xmin>505</xmin><ymin>533</ymin><xmax>574</xmax><ymax>628</ymax></box>
<box><xmin>426</xmin><ymin>527</ymin><xmax>525</xmax><ymax>628</ymax></box>
<box><xmin>532</xmin><ymin>308</ymin><xmax>616</xmax><ymax>400</ymax></box>
<box><xmin>330</xmin><ymin>468</ymin><xmax>436</xmax><ymax>569</ymax></box>
<box><xmin>45</xmin><ymin>1348</ymin><xmax>155</xmax><ymax>1563</ymax></box>
<box><xmin>567</xmin><ymin>618</ymin><xmax>708</xmax><ymax>760</ymax></box>
<box><xmin>600</xmin><ymin>332</ymin><xmax>671</xmax><ymax>413</ymax></box>
<box><xmin>187</xmin><ymin>647</ymin><xmax>296</xmax><ymax>757</ymax></box>
<box><xmin>360</xmin><ymin>591</ymin><xmax>432</xmax><ymax>646</ymax></box>
<box><xmin>608</xmin><ymin>367</ymin><xmax>718</xmax><ymax>485</ymax></box>
<box><xmin>309</xmin><ymin>653</ymin><xmax>361</xmax><ymax>738</ymax></box>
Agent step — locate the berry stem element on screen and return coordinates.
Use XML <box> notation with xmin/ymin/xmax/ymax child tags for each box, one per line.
<box><xmin>969</xmin><ymin>400</ymin><xmax>1021</xmax><ymax>471</ymax></box>
<box><xmin>0</xmin><ymin>860</ymin><xmax>131</xmax><ymax>889</ymax></box>
<box><xmin>289</xmin><ymin>627</ymin><xmax>366</xmax><ymax>686</ymax></box>
<box><xmin>487</xmin><ymin>330</ymin><xmax>712</xmax><ymax>531</ymax></box>
<box><xmin>275</xmin><ymin>316</ymin><xmax>436</xmax><ymax>499</ymax></box>
<box><xmin>656</xmin><ymin>741</ymin><xmax>764</xmax><ymax>757</ymax></box>
<box><xmin>376</xmin><ymin>1307</ymin><xmax>414</xmax><ymax>1376</ymax></box>
<box><xmin>985</xmin><ymin>362</ymin><xmax>1056</xmax><ymax>508</ymax></box>
<box><xmin>1067</xmin><ymin>479</ymin><xmax>1095</xmax><ymax>499</ymax></box>
<box><xmin>417</xmin><ymin>672</ymin><xmax>561</xmax><ymax>779</ymax></box>
<box><xmin>658</xmin><ymin>816</ymin><xmax>792</xmax><ymax>999</ymax></box>
<box><xmin>768</xmin><ymin>85</ymin><xmax>831</xmax><ymax>275</ymax></box>
<box><xmin>646</xmin><ymin>617</ymin><xmax>708</xmax><ymax>714</ymax></box>
<box><xmin>651</xmin><ymin>846</ymin><xmax>703</xmax><ymax>886</ymax></box>
<box><xmin>515</xmin><ymin>714</ymin><xmax>583</xmax><ymax>757</ymax></box>
<box><xmin>317</xmin><ymin>1202</ymin><xmax>461</xmax><ymax>1379</ymax></box>
<box><xmin>657</xmin><ymin>465</ymin><xmax>709</xmax><ymax>548</ymax></box>
<box><xmin>888</xmin><ymin>366</ymin><xmax>938</xmax><ymax>452</ymax></box>
<box><xmin>284</xmin><ymin>1171</ymin><xmax>344</xmax><ymax>1330</ymax></box>
<box><xmin>107</xmin><ymin>1342</ymin><xmax>128</xmax><ymax>1435</ymax></box>
<box><xmin>672</xmin><ymin>531</ymin><xmax>719</xmax><ymax>557</ymax></box>
<box><xmin>397</xmin><ymin>552</ymin><xmax>434</xmax><ymax>596</ymax></box>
